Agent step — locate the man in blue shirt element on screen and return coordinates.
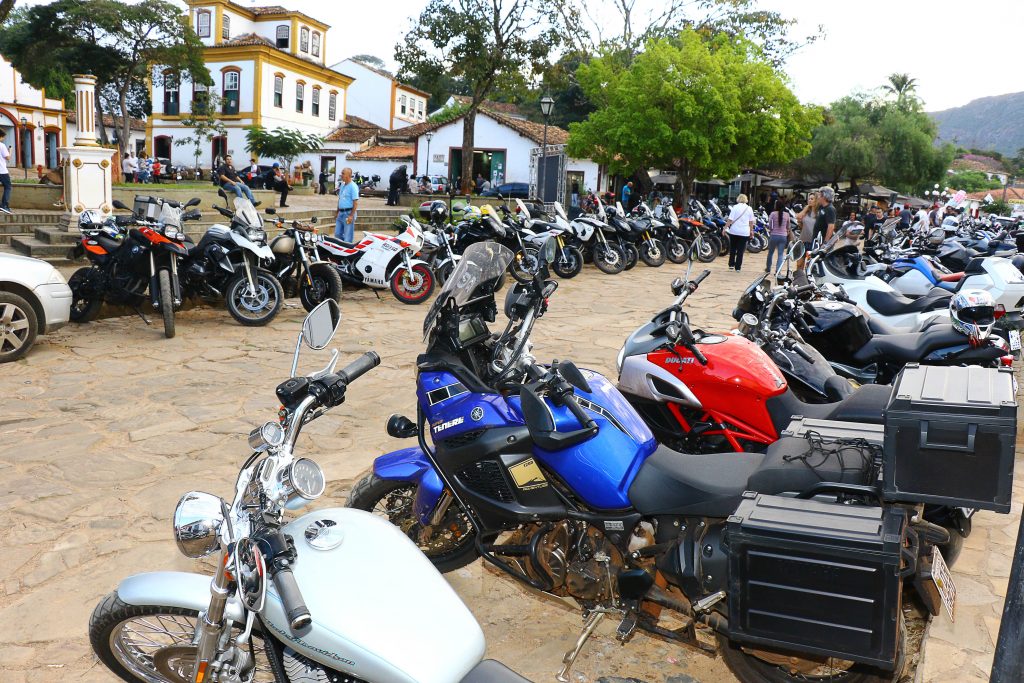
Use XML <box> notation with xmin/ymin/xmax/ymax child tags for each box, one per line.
<box><xmin>621</xmin><ymin>181</ymin><xmax>633</xmax><ymax>208</ymax></box>
<box><xmin>335</xmin><ymin>167</ymin><xmax>359</xmax><ymax>242</ymax></box>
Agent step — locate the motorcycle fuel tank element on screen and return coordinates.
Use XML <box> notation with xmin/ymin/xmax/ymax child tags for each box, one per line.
<box><xmin>262</xmin><ymin>507</ymin><xmax>485</xmax><ymax>683</ymax></box>
<box><xmin>802</xmin><ymin>300</ymin><xmax>873</xmax><ymax>363</ymax></box>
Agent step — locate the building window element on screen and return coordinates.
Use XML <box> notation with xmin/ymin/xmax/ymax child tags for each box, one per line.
<box><xmin>296</xmin><ymin>82</ymin><xmax>305</xmax><ymax>113</ymax></box>
<box><xmin>418</xmin><ymin>100</ymin><xmax>424</xmax><ymax>119</ymax></box>
<box><xmin>196</xmin><ymin>10</ymin><xmax>211</xmax><ymax>37</ymax></box>
<box><xmin>163</xmin><ymin>72</ymin><xmax>179</xmax><ymax>115</ymax></box>
<box><xmin>400</xmin><ymin>94</ymin><xmax>407</xmax><ymax>115</ymax></box>
<box><xmin>222</xmin><ymin>69</ymin><xmax>240</xmax><ymax>114</ymax></box>
<box><xmin>276</xmin><ymin>25</ymin><xmax>289</xmax><ymax>49</ymax></box>
<box><xmin>311</xmin><ymin>32</ymin><xmax>320</xmax><ymax>58</ymax></box>
<box><xmin>222</xmin><ymin>14</ymin><xmax>230</xmax><ymax>39</ymax></box>
<box><xmin>299</xmin><ymin>27</ymin><xmax>309</xmax><ymax>53</ymax></box>
<box><xmin>193</xmin><ymin>82</ymin><xmax>209</xmax><ymax>114</ymax></box>
<box><xmin>328</xmin><ymin>92</ymin><xmax>337</xmax><ymax>121</ymax></box>
<box><xmin>273</xmin><ymin>74</ymin><xmax>283</xmax><ymax>108</ymax></box>
<box><xmin>312</xmin><ymin>87</ymin><xmax>320</xmax><ymax>117</ymax></box>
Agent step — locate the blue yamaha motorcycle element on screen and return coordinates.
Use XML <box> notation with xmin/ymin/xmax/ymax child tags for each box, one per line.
<box><xmin>348</xmin><ymin>241</ymin><xmax>952</xmax><ymax>683</ymax></box>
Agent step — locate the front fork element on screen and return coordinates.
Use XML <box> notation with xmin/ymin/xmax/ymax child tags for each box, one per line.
<box><xmin>150</xmin><ymin>252</ymin><xmax>182</xmax><ymax>309</ymax></box>
<box><xmin>242</xmin><ymin>254</ymin><xmax>258</xmax><ymax>296</ymax></box>
<box><xmin>191</xmin><ymin>549</ymin><xmax>237</xmax><ymax>682</ymax></box>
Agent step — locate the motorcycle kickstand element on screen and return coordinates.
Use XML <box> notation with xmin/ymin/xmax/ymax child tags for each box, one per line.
<box><xmin>372</xmin><ymin>289</ymin><xmax>381</xmax><ymax>300</ymax></box>
<box><xmin>131</xmin><ymin>305</ymin><xmax>151</xmax><ymax>325</ymax></box>
<box><xmin>556</xmin><ymin>610</ymin><xmax>606</xmax><ymax>683</ymax></box>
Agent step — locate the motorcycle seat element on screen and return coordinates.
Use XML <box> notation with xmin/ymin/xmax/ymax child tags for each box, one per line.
<box><xmin>938</xmin><ymin>272</ymin><xmax>963</xmax><ymax>282</ymax></box>
<box><xmin>460</xmin><ymin>660</ymin><xmax>530</xmax><ymax>683</ymax></box>
<box><xmin>853</xmin><ymin>325</ymin><xmax>967</xmax><ymax>364</ymax></box>
<box><xmin>865</xmin><ymin>287</ymin><xmax>950</xmax><ymax>317</ymax></box>
<box><xmin>866</xmin><ymin>315</ymin><xmax>902</xmax><ymax>336</ymax></box>
<box><xmin>323</xmin><ymin>235</ymin><xmax>359</xmax><ymax>249</ymax></box>
<box><xmin>765</xmin><ymin>384</ymin><xmax>890</xmax><ymax>432</ymax></box>
<box><xmin>628</xmin><ymin>437</ymin><xmax>872</xmax><ymax>517</ymax></box>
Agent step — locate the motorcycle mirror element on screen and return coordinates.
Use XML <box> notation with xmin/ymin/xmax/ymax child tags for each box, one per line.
<box><xmin>671</xmin><ymin>277</ymin><xmax>685</xmax><ymax>296</ymax></box>
<box><xmin>264</xmin><ymin>207</ymin><xmax>277</xmax><ymax>215</ymax></box>
<box><xmin>310</xmin><ymin>216</ymin><xmax>318</xmax><ymax>224</ymax></box>
<box><xmin>789</xmin><ymin>240</ymin><xmax>806</xmax><ymax>261</ymax></box>
<box><xmin>555</xmin><ymin>360</ymin><xmax>591</xmax><ymax>394</ymax></box>
<box><xmin>185</xmin><ymin>197</ymin><xmax>201</xmax><ymax>208</ymax></box>
<box><xmin>538</xmin><ymin>235</ymin><xmax>557</xmax><ymax>265</ymax></box>
<box><xmin>112</xmin><ymin>199</ymin><xmax>130</xmax><ymax>211</ymax></box>
<box><xmin>386</xmin><ymin>413</ymin><xmax>419</xmax><ymax>439</ymax></box>
<box><xmin>302</xmin><ymin>299</ymin><xmax>342</xmax><ymax>350</ymax></box>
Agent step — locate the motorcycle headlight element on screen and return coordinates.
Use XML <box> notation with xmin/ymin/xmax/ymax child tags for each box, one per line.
<box><xmin>248</xmin><ymin>421</ymin><xmax>285</xmax><ymax>452</ymax></box>
<box><xmin>248</xmin><ymin>229</ymin><xmax>267</xmax><ymax>242</ymax></box>
<box><xmin>173</xmin><ymin>491</ymin><xmax>225</xmax><ymax>558</ymax></box>
<box><xmin>616</xmin><ymin>344</ymin><xmax>626</xmax><ymax>374</ymax></box>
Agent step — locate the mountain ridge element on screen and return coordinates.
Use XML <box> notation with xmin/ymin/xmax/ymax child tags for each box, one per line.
<box><xmin>930</xmin><ymin>92</ymin><xmax>1024</xmax><ymax>156</ymax></box>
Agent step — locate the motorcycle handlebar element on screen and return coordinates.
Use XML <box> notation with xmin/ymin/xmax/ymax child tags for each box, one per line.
<box><xmin>563</xmin><ymin>392</ymin><xmax>597</xmax><ymax>431</ymax></box>
<box><xmin>689</xmin><ymin>345</ymin><xmax>709</xmax><ymax>366</ymax></box>
<box><xmin>336</xmin><ymin>351</ymin><xmax>381</xmax><ymax>386</ymax></box>
<box><xmin>692</xmin><ymin>269</ymin><xmax>711</xmax><ymax>287</ymax></box>
<box><xmin>272</xmin><ymin>567</ymin><xmax>311</xmax><ymax>631</ymax></box>
<box><xmin>790</xmin><ymin>341</ymin><xmax>815</xmax><ymax>363</ymax></box>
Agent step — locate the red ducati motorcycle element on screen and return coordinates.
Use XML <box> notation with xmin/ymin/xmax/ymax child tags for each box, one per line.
<box><xmin>615</xmin><ymin>269</ymin><xmax>891</xmax><ymax>454</ymax></box>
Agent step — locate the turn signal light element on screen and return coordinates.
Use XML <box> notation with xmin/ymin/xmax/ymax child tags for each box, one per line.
<box><xmin>1001</xmin><ymin>355</ymin><xmax>1014</xmax><ymax>367</ymax></box>
<box><xmin>995</xmin><ymin>304</ymin><xmax>1006</xmax><ymax>319</ymax></box>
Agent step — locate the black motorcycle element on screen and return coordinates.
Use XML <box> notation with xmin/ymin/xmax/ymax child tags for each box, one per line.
<box><xmin>267</xmin><ymin>212</ymin><xmax>344</xmax><ymax>312</ymax></box>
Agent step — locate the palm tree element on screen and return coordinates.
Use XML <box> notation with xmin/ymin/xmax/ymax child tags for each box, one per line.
<box><xmin>883</xmin><ymin>73</ymin><xmax>918</xmax><ymax>102</ymax></box>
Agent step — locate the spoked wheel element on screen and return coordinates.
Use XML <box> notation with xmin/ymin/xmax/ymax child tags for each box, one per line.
<box><xmin>593</xmin><ymin>243</ymin><xmax>626</xmax><ymax>274</ymax></box>
<box><xmin>347</xmin><ymin>473</ymin><xmax>478</xmax><ymax>573</ymax></box>
<box><xmin>623</xmin><ymin>243</ymin><xmax>639</xmax><ymax>271</ymax></box>
<box><xmin>552</xmin><ymin>244</ymin><xmax>584</xmax><ymax>278</ymax></box>
<box><xmin>157</xmin><ymin>269</ymin><xmax>175</xmax><ymax>339</ymax></box>
<box><xmin>299</xmin><ymin>263</ymin><xmax>344</xmax><ymax>312</ymax></box>
<box><xmin>89</xmin><ymin>593</ymin><xmax>275</xmax><ymax>683</ymax></box>
<box><xmin>0</xmin><ymin>292</ymin><xmax>38</xmax><ymax>363</ymax></box>
<box><xmin>719</xmin><ymin>233</ymin><xmax>731</xmax><ymax>256</ymax></box>
<box><xmin>666</xmin><ymin>237</ymin><xmax>689</xmax><ymax>264</ymax></box>
<box><xmin>695</xmin><ymin>236</ymin><xmax>717</xmax><ymax>263</ymax></box>
<box><xmin>510</xmin><ymin>248</ymin><xmax>541</xmax><ymax>283</ymax></box>
<box><xmin>68</xmin><ymin>267</ymin><xmax>103</xmax><ymax>323</ymax></box>
<box><xmin>225</xmin><ymin>268</ymin><xmax>283</xmax><ymax>326</ymax></box>
<box><xmin>390</xmin><ymin>263</ymin><xmax>435</xmax><ymax>304</ymax></box>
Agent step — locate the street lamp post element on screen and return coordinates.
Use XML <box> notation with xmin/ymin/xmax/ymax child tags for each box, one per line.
<box><xmin>424</xmin><ymin>130</ymin><xmax>433</xmax><ymax>178</ymax></box>
<box><xmin>20</xmin><ymin>116</ymin><xmax>28</xmax><ymax>179</ymax></box>
<box><xmin>538</xmin><ymin>95</ymin><xmax>554</xmax><ymax>203</ymax></box>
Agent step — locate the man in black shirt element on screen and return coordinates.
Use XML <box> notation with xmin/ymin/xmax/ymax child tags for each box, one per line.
<box><xmin>814</xmin><ymin>186</ymin><xmax>837</xmax><ymax>242</ymax></box>
<box><xmin>217</xmin><ymin>155</ymin><xmax>259</xmax><ymax>205</ymax></box>
<box><xmin>898</xmin><ymin>204</ymin><xmax>913</xmax><ymax>230</ymax></box>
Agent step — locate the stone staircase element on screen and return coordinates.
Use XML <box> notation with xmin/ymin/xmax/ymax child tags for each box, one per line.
<box><xmin>6</xmin><ymin>207</ymin><xmax>413</xmax><ymax>264</ymax></box>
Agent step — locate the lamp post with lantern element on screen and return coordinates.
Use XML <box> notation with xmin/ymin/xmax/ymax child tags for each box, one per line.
<box><xmin>424</xmin><ymin>130</ymin><xmax>434</xmax><ymax>178</ymax></box>
<box><xmin>538</xmin><ymin>95</ymin><xmax>554</xmax><ymax>203</ymax></box>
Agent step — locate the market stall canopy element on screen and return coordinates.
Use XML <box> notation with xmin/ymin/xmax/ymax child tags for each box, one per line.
<box><xmin>697</xmin><ymin>178</ymin><xmax>726</xmax><ymax>186</ymax></box>
<box><xmin>857</xmin><ymin>183</ymin><xmax>898</xmax><ymax>198</ymax></box>
<box><xmin>648</xmin><ymin>174</ymin><xmax>678</xmax><ymax>185</ymax></box>
<box><xmin>762</xmin><ymin>177</ymin><xmax>798</xmax><ymax>189</ymax></box>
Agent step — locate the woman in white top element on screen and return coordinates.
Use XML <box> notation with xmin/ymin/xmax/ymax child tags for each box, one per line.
<box><xmin>724</xmin><ymin>193</ymin><xmax>755</xmax><ymax>271</ymax></box>
<box><xmin>0</xmin><ymin>128</ymin><xmax>12</xmax><ymax>214</ymax></box>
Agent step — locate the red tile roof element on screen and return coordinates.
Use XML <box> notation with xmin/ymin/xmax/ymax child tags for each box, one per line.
<box><xmin>67</xmin><ymin>112</ymin><xmax>146</xmax><ymax>132</ymax></box>
<box><xmin>966</xmin><ymin>188</ymin><xmax>1024</xmax><ymax>203</ymax></box>
<box><xmin>379</xmin><ymin>108</ymin><xmax>569</xmax><ymax>146</ymax></box>
<box><xmin>218</xmin><ymin>32</ymin><xmax>275</xmax><ymax>48</ymax></box>
<box><xmin>325</xmin><ymin>115</ymin><xmax>380</xmax><ymax>143</ymax></box>
<box><xmin>453</xmin><ymin>95</ymin><xmax>522</xmax><ymax>117</ymax></box>
<box><xmin>349</xmin><ymin>144</ymin><xmax>414</xmax><ymax>160</ymax></box>
<box><xmin>249</xmin><ymin>5</ymin><xmax>289</xmax><ymax>15</ymax></box>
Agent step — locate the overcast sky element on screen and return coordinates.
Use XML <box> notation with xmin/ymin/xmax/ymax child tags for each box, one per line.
<box><xmin>17</xmin><ymin>0</ymin><xmax>1024</xmax><ymax>111</ymax></box>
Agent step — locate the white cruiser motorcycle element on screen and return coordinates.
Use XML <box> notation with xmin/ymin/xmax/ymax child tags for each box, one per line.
<box><xmin>88</xmin><ymin>301</ymin><xmax>527</xmax><ymax>683</ymax></box>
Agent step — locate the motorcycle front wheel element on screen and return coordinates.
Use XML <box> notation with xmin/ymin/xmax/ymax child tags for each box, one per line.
<box><xmin>89</xmin><ymin>593</ymin><xmax>276</xmax><ymax>683</ymax></box>
<box><xmin>639</xmin><ymin>239</ymin><xmax>667</xmax><ymax>267</ymax></box>
<box><xmin>348</xmin><ymin>473</ymin><xmax>478</xmax><ymax>573</ymax></box>
<box><xmin>623</xmin><ymin>243</ymin><xmax>640</xmax><ymax>271</ymax></box>
<box><xmin>299</xmin><ymin>263</ymin><xmax>344</xmax><ymax>312</ymax></box>
<box><xmin>695</xmin><ymin>236</ymin><xmax>717</xmax><ymax>263</ymax></box>
<box><xmin>390</xmin><ymin>263</ymin><xmax>435</xmax><ymax>304</ymax></box>
<box><xmin>68</xmin><ymin>267</ymin><xmax>103</xmax><ymax>323</ymax></box>
<box><xmin>157</xmin><ymin>269</ymin><xmax>175</xmax><ymax>339</ymax></box>
<box><xmin>552</xmin><ymin>244</ymin><xmax>584</xmax><ymax>278</ymax></box>
<box><xmin>746</xmin><ymin>233</ymin><xmax>766</xmax><ymax>253</ymax></box>
<box><xmin>593</xmin><ymin>243</ymin><xmax>626</xmax><ymax>274</ymax></box>
<box><xmin>225</xmin><ymin>269</ymin><xmax>283</xmax><ymax>326</ymax></box>
<box><xmin>510</xmin><ymin>248</ymin><xmax>541</xmax><ymax>283</ymax></box>
<box><xmin>718</xmin><ymin>233</ymin><xmax>730</xmax><ymax>256</ymax></box>
<box><xmin>666</xmin><ymin>237</ymin><xmax>688</xmax><ymax>264</ymax></box>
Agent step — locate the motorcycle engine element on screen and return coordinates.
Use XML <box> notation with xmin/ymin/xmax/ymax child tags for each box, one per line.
<box><xmin>283</xmin><ymin>647</ymin><xmax>366</xmax><ymax>683</ymax></box>
<box><xmin>508</xmin><ymin>522</ymin><xmax>624</xmax><ymax>603</ymax></box>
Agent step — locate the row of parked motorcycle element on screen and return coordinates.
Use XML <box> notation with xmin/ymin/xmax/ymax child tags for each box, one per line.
<box><xmin>88</xmin><ymin>226</ymin><xmax>1018</xmax><ymax>683</ymax></box>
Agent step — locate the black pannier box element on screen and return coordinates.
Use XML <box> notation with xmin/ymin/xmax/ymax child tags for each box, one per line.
<box><xmin>133</xmin><ymin>195</ymin><xmax>163</xmax><ymax>221</ymax></box>
<box><xmin>727</xmin><ymin>492</ymin><xmax>905</xmax><ymax>669</ymax></box>
<box><xmin>883</xmin><ymin>364</ymin><xmax>1016</xmax><ymax>512</ymax></box>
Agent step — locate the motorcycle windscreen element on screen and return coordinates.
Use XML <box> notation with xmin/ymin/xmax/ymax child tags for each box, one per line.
<box><xmin>263</xmin><ymin>507</ymin><xmax>485</xmax><ymax>683</ymax></box>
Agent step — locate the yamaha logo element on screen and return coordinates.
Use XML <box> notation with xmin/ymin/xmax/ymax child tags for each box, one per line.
<box><xmin>471</xmin><ymin>407</ymin><xmax>484</xmax><ymax>421</ymax></box>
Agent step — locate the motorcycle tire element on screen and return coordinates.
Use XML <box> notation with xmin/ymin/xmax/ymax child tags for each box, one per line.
<box><xmin>347</xmin><ymin>472</ymin><xmax>478</xmax><ymax>573</ymax></box>
<box><xmin>299</xmin><ymin>263</ymin><xmax>344</xmax><ymax>313</ymax></box>
<box><xmin>718</xmin><ymin>233</ymin><xmax>730</xmax><ymax>257</ymax></box>
<box><xmin>157</xmin><ymin>269</ymin><xmax>175</xmax><ymax>339</ymax></box>
<box><xmin>718</xmin><ymin>614</ymin><xmax>906</xmax><ymax>683</ymax></box>
<box><xmin>0</xmin><ymin>291</ymin><xmax>38</xmax><ymax>363</ymax></box>
<box><xmin>665</xmin><ymin>237</ymin><xmax>688</xmax><ymax>264</ymax></box>
<box><xmin>225</xmin><ymin>269</ymin><xmax>283</xmax><ymax>326</ymax></box>
<box><xmin>390</xmin><ymin>263</ymin><xmax>435</xmax><ymax>305</ymax></box>
<box><xmin>639</xmin><ymin>239</ymin><xmax>667</xmax><ymax>267</ymax></box>
<box><xmin>510</xmin><ymin>248</ymin><xmax>541</xmax><ymax>283</ymax></box>
<box><xmin>593</xmin><ymin>243</ymin><xmax>626</xmax><ymax>274</ymax></box>
<box><xmin>89</xmin><ymin>592</ymin><xmax>275</xmax><ymax>683</ymax></box>
<box><xmin>552</xmin><ymin>245</ymin><xmax>584</xmax><ymax>279</ymax></box>
<box><xmin>695</xmin><ymin>236</ymin><xmax>717</xmax><ymax>263</ymax></box>
<box><xmin>746</xmin><ymin>233</ymin><xmax>766</xmax><ymax>254</ymax></box>
<box><xmin>435</xmin><ymin>261</ymin><xmax>455</xmax><ymax>287</ymax></box>
<box><xmin>623</xmin><ymin>244</ymin><xmax>640</xmax><ymax>271</ymax></box>
<box><xmin>68</xmin><ymin>267</ymin><xmax>103</xmax><ymax>323</ymax></box>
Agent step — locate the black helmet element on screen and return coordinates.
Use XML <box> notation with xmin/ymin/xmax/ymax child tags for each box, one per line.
<box><xmin>429</xmin><ymin>200</ymin><xmax>448</xmax><ymax>224</ymax></box>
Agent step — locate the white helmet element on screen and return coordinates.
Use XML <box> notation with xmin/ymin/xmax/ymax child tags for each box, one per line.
<box><xmin>950</xmin><ymin>289</ymin><xmax>996</xmax><ymax>342</ymax></box>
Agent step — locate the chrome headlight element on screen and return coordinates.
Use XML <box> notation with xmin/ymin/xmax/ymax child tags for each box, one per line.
<box><xmin>248</xmin><ymin>229</ymin><xmax>267</xmax><ymax>242</ymax></box>
<box><xmin>248</xmin><ymin>421</ymin><xmax>285</xmax><ymax>452</ymax></box>
<box><xmin>173</xmin><ymin>491</ymin><xmax>225</xmax><ymax>558</ymax></box>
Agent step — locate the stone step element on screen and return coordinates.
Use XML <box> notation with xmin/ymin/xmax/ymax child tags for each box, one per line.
<box><xmin>0</xmin><ymin>212</ymin><xmax>63</xmax><ymax>224</ymax></box>
<box><xmin>0</xmin><ymin>232</ymin><xmax>32</xmax><ymax>246</ymax></box>
<box><xmin>11</xmin><ymin>235</ymin><xmax>75</xmax><ymax>260</ymax></box>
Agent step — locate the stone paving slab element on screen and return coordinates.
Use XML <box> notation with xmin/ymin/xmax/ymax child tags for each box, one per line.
<box><xmin>0</xmin><ymin>255</ymin><xmax>1018</xmax><ymax>682</ymax></box>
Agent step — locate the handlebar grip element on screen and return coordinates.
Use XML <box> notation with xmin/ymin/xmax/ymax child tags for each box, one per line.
<box><xmin>272</xmin><ymin>567</ymin><xmax>311</xmax><ymax>631</ymax></box>
<box><xmin>791</xmin><ymin>342</ymin><xmax>815</xmax><ymax>363</ymax></box>
<box><xmin>690</xmin><ymin>346</ymin><xmax>709</xmax><ymax>366</ymax></box>
<box><xmin>564</xmin><ymin>393</ymin><xmax>597</xmax><ymax>431</ymax></box>
<box><xmin>693</xmin><ymin>269</ymin><xmax>712</xmax><ymax>286</ymax></box>
<box><xmin>336</xmin><ymin>351</ymin><xmax>381</xmax><ymax>385</ymax></box>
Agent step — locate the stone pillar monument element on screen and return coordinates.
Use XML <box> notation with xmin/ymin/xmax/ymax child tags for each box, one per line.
<box><xmin>59</xmin><ymin>74</ymin><xmax>116</xmax><ymax>231</ymax></box>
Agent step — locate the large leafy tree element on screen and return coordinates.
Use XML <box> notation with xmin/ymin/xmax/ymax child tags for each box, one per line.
<box><xmin>793</xmin><ymin>96</ymin><xmax>877</xmax><ymax>190</ymax></box>
<box><xmin>397</xmin><ymin>0</ymin><xmax>558</xmax><ymax>194</ymax></box>
<box><xmin>0</xmin><ymin>0</ymin><xmax>207</xmax><ymax>155</ymax></box>
<box><xmin>0</xmin><ymin>0</ymin><xmax>15</xmax><ymax>25</ymax></box>
<box><xmin>568</xmin><ymin>30</ymin><xmax>819</xmax><ymax>203</ymax></box>
<box><xmin>244</xmin><ymin>126</ymin><xmax>324</xmax><ymax>176</ymax></box>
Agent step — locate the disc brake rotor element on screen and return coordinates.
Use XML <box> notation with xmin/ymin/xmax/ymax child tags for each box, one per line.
<box><xmin>153</xmin><ymin>645</ymin><xmax>198</xmax><ymax>683</ymax></box>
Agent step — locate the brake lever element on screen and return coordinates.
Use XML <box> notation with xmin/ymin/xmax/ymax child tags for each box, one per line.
<box><xmin>307</xmin><ymin>349</ymin><xmax>340</xmax><ymax>380</ymax></box>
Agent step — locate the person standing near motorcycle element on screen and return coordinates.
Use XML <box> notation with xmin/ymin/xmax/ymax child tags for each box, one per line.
<box><xmin>815</xmin><ymin>186</ymin><xmax>837</xmax><ymax>241</ymax></box>
<box><xmin>724</xmin><ymin>193</ymin><xmax>755</xmax><ymax>271</ymax></box>
<box><xmin>387</xmin><ymin>164</ymin><xmax>408</xmax><ymax>206</ymax></box>
<box><xmin>765</xmin><ymin>198</ymin><xmax>792</xmax><ymax>274</ymax></box>
<box><xmin>336</xmin><ymin>167</ymin><xmax>359</xmax><ymax>242</ymax></box>
<box><xmin>217</xmin><ymin>155</ymin><xmax>258</xmax><ymax>205</ymax></box>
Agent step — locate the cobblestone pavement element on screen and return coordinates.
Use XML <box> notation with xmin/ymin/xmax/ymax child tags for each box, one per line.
<box><xmin>1</xmin><ymin>254</ymin><xmax>1020</xmax><ymax>683</ymax></box>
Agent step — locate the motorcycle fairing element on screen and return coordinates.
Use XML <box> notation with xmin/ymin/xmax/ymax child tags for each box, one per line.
<box><xmin>228</xmin><ymin>230</ymin><xmax>274</xmax><ymax>262</ymax></box>
<box><xmin>374</xmin><ymin>446</ymin><xmax>445</xmax><ymax>525</ymax></box>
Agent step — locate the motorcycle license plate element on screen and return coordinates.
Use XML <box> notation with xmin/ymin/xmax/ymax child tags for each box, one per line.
<box><xmin>1009</xmin><ymin>329</ymin><xmax>1021</xmax><ymax>351</ymax></box>
<box><xmin>931</xmin><ymin>546</ymin><xmax>957</xmax><ymax>621</ymax></box>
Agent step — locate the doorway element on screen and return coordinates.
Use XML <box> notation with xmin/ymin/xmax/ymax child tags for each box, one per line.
<box><xmin>44</xmin><ymin>130</ymin><xmax>59</xmax><ymax>169</ymax></box>
<box><xmin>448</xmin><ymin>148</ymin><xmax>506</xmax><ymax>190</ymax></box>
<box><xmin>154</xmin><ymin>136</ymin><xmax>172</xmax><ymax>163</ymax></box>
<box><xmin>211</xmin><ymin>136</ymin><xmax>227</xmax><ymax>166</ymax></box>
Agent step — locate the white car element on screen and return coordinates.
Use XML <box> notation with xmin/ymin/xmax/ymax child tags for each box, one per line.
<box><xmin>0</xmin><ymin>253</ymin><xmax>73</xmax><ymax>362</ymax></box>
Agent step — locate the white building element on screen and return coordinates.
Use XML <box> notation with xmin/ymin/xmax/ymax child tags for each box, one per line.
<box><xmin>149</xmin><ymin>0</ymin><xmax>353</xmax><ymax>176</ymax></box>
<box><xmin>0</xmin><ymin>56</ymin><xmax>68</xmax><ymax>171</ymax></box>
<box><xmin>331</xmin><ymin>58</ymin><xmax>430</xmax><ymax>131</ymax></box>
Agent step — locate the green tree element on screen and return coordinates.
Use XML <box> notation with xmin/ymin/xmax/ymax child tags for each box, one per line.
<box><xmin>350</xmin><ymin>54</ymin><xmax>388</xmax><ymax>71</ymax></box>
<box><xmin>0</xmin><ymin>0</ymin><xmax>207</xmax><ymax>155</ymax></box>
<box><xmin>397</xmin><ymin>0</ymin><xmax>558</xmax><ymax>194</ymax></box>
<box><xmin>875</xmin><ymin>104</ymin><xmax>953</xmax><ymax>193</ymax></box>
<box><xmin>945</xmin><ymin>170</ymin><xmax>1003</xmax><ymax>193</ymax></box>
<box><xmin>883</xmin><ymin>72</ymin><xmax>918</xmax><ymax>104</ymax></box>
<box><xmin>0</xmin><ymin>0</ymin><xmax>15</xmax><ymax>25</ymax></box>
<box><xmin>175</xmin><ymin>92</ymin><xmax>228</xmax><ymax>171</ymax></box>
<box><xmin>793</xmin><ymin>96</ymin><xmax>877</xmax><ymax>189</ymax></box>
<box><xmin>567</xmin><ymin>30</ymin><xmax>818</xmax><ymax>203</ymax></box>
<box><xmin>244</xmin><ymin>126</ymin><xmax>324</xmax><ymax>177</ymax></box>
